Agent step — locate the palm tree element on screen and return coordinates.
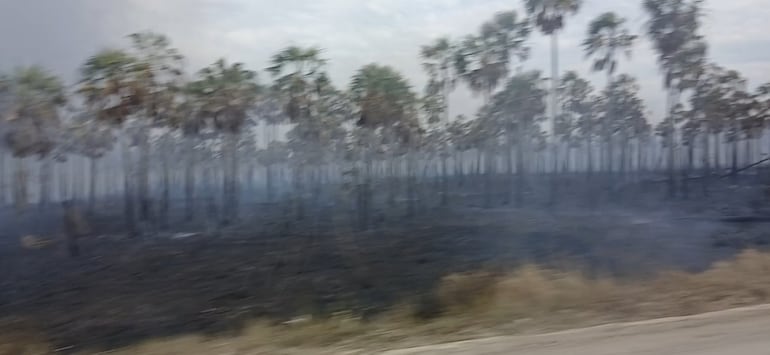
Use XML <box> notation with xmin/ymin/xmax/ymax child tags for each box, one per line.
<box><xmin>350</xmin><ymin>63</ymin><xmax>419</xmax><ymax>224</ymax></box>
<box><xmin>486</xmin><ymin>71</ymin><xmax>548</xmax><ymax>205</ymax></box>
<box><xmin>524</xmin><ymin>0</ymin><xmax>582</xmax><ymax>179</ymax></box>
<box><xmin>455</xmin><ymin>11</ymin><xmax>530</xmax><ymax>103</ymax></box>
<box><xmin>583</xmin><ymin>12</ymin><xmax>637</xmax><ymax>176</ymax></box>
<box><xmin>0</xmin><ymin>74</ymin><xmax>9</xmax><ymax>206</ymax></box>
<box><xmin>267</xmin><ymin>46</ymin><xmax>327</xmax><ymax>219</ymax></box>
<box><xmin>454</xmin><ymin>10</ymin><xmax>530</xmax><ymax>207</ymax></box>
<box><xmin>190</xmin><ymin>59</ymin><xmax>260</xmax><ymax>224</ymax></box>
<box><xmin>421</xmin><ymin>37</ymin><xmax>458</xmax><ymax>126</ymax></box>
<box><xmin>267</xmin><ymin>46</ymin><xmax>327</xmax><ymax>122</ymax></box>
<box><xmin>603</xmin><ymin>75</ymin><xmax>647</xmax><ymax>180</ymax></box>
<box><xmin>127</xmin><ymin>32</ymin><xmax>185</xmax><ymax>222</ymax></box>
<box><xmin>421</xmin><ymin>37</ymin><xmax>458</xmax><ymax>205</ymax></box>
<box><xmin>643</xmin><ymin>0</ymin><xmax>708</xmax><ymax>197</ymax></box>
<box><xmin>253</xmin><ymin>92</ymin><xmax>287</xmax><ymax>202</ymax></box>
<box><xmin>558</xmin><ymin>71</ymin><xmax>595</xmax><ymax>175</ymax></box>
<box><xmin>79</xmin><ymin>48</ymin><xmax>142</xmax><ymax>234</ymax></box>
<box><xmin>67</xmin><ymin>114</ymin><xmax>115</xmax><ymax>213</ymax></box>
<box><xmin>1</xmin><ymin>66</ymin><xmax>65</xmax><ymax>212</ymax></box>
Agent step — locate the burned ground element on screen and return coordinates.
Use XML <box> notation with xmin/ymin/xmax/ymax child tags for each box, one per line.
<box><xmin>0</xmin><ymin>179</ymin><xmax>769</xmax><ymax>353</ymax></box>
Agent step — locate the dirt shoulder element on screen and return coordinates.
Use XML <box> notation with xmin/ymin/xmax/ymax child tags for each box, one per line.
<box><xmin>382</xmin><ymin>304</ymin><xmax>770</xmax><ymax>355</ymax></box>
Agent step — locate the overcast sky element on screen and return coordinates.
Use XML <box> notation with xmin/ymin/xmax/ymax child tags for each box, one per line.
<box><xmin>1</xmin><ymin>0</ymin><xmax>769</xmax><ymax>122</ymax></box>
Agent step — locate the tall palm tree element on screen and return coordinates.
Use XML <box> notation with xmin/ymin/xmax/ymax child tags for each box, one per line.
<box><xmin>421</xmin><ymin>37</ymin><xmax>457</xmax><ymax>126</ymax></box>
<box><xmin>267</xmin><ymin>46</ymin><xmax>327</xmax><ymax>219</ymax></box>
<box><xmin>454</xmin><ymin>10</ymin><xmax>530</xmax><ymax>103</ymax></box>
<box><xmin>79</xmin><ymin>48</ymin><xmax>142</xmax><ymax>234</ymax></box>
<box><xmin>524</xmin><ymin>0</ymin><xmax>582</xmax><ymax>179</ymax></box>
<box><xmin>350</xmin><ymin>63</ymin><xmax>419</xmax><ymax>224</ymax></box>
<box><xmin>127</xmin><ymin>32</ymin><xmax>185</xmax><ymax>222</ymax></box>
<box><xmin>602</xmin><ymin>75</ymin><xmax>647</xmax><ymax>180</ymax></box>
<box><xmin>486</xmin><ymin>71</ymin><xmax>548</xmax><ymax>205</ymax></box>
<box><xmin>67</xmin><ymin>114</ymin><xmax>115</xmax><ymax>213</ymax></box>
<box><xmin>0</xmin><ymin>74</ymin><xmax>9</xmax><ymax>206</ymax></box>
<box><xmin>558</xmin><ymin>71</ymin><xmax>595</xmax><ymax>176</ymax></box>
<box><xmin>455</xmin><ymin>10</ymin><xmax>529</xmax><ymax>207</ymax></box>
<box><xmin>421</xmin><ymin>37</ymin><xmax>458</xmax><ymax>206</ymax></box>
<box><xmin>267</xmin><ymin>46</ymin><xmax>327</xmax><ymax>122</ymax></box>
<box><xmin>643</xmin><ymin>0</ymin><xmax>708</xmax><ymax>197</ymax></box>
<box><xmin>582</xmin><ymin>12</ymin><xmax>636</xmax><ymax>176</ymax></box>
<box><xmin>190</xmin><ymin>59</ymin><xmax>260</xmax><ymax>223</ymax></box>
<box><xmin>1</xmin><ymin>66</ymin><xmax>65</xmax><ymax>212</ymax></box>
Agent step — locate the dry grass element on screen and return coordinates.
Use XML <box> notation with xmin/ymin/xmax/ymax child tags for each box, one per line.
<box><xmin>0</xmin><ymin>319</ymin><xmax>52</xmax><ymax>355</ymax></box>
<box><xmin>5</xmin><ymin>250</ymin><xmax>770</xmax><ymax>354</ymax></box>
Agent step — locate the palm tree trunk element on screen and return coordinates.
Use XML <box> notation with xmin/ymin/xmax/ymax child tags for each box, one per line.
<box><xmin>160</xmin><ymin>148</ymin><xmax>170</xmax><ymax>229</ymax></box>
<box><xmin>440</xmin><ymin>151</ymin><xmax>448</xmax><ymax>206</ymax></box>
<box><xmin>39</xmin><ymin>156</ymin><xmax>52</xmax><ymax>209</ymax></box>
<box><xmin>714</xmin><ymin>132</ymin><xmax>722</xmax><ymax>172</ymax></box>
<box><xmin>702</xmin><ymin>127</ymin><xmax>711</xmax><ymax>175</ymax></box>
<box><xmin>13</xmin><ymin>157</ymin><xmax>28</xmax><ymax>214</ymax></box>
<box><xmin>0</xmin><ymin>151</ymin><xmax>5</xmax><ymax>206</ymax></box>
<box><xmin>620</xmin><ymin>131</ymin><xmax>628</xmax><ymax>181</ymax></box>
<box><xmin>265</xmin><ymin>164</ymin><xmax>274</xmax><ymax>202</ymax></box>
<box><xmin>549</xmin><ymin>32</ymin><xmax>560</xmax><ymax>208</ymax></box>
<box><xmin>731</xmin><ymin>137</ymin><xmax>739</xmax><ymax>175</ymax></box>
<box><xmin>58</xmin><ymin>161</ymin><xmax>69</xmax><ymax>202</ymax></box>
<box><xmin>586</xmin><ymin>134</ymin><xmax>593</xmax><ymax>178</ymax></box>
<box><xmin>666</xmin><ymin>87</ymin><xmax>677</xmax><ymax>198</ymax></box>
<box><xmin>516</xmin><ymin>128</ymin><xmax>526</xmax><ymax>206</ymax></box>
<box><xmin>184</xmin><ymin>135</ymin><xmax>196</xmax><ymax>221</ymax></box>
<box><xmin>505</xmin><ymin>132</ymin><xmax>514</xmax><ymax>205</ymax></box>
<box><xmin>138</xmin><ymin>127</ymin><xmax>151</xmax><ymax>221</ymax></box>
<box><xmin>222</xmin><ymin>131</ymin><xmax>240</xmax><ymax>224</ymax></box>
<box><xmin>121</xmin><ymin>137</ymin><xmax>137</xmax><ymax>236</ymax></box>
<box><xmin>406</xmin><ymin>147</ymin><xmax>416</xmax><ymax>218</ymax></box>
<box><xmin>636</xmin><ymin>138</ymin><xmax>643</xmax><ymax>180</ymax></box>
<box><xmin>88</xmin><ymin>157</ymin><xmax>98</xmax><ymax>213</ymax></box>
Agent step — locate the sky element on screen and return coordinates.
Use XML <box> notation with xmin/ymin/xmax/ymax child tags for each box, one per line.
<box><xmin>1</xmin><ymin>0</ymin><xmax>769</xmax><ymax>122</ymax></box>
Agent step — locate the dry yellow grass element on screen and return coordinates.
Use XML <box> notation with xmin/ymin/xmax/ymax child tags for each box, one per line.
<box><xmin>0</xmin><ymin>320</ymin><xmax>52</xmax><ymax>355</ymax></box>
<box><xmin>5</xmin><ymin>250</ymin><xmax>770</xmax><ymax>354</ymax></box>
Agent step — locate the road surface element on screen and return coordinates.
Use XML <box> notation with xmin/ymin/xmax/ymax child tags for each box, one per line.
<box><xmin>381</xmin><ymin>305</ymin><xmax>770</xmax><ymax>355</ymax></box>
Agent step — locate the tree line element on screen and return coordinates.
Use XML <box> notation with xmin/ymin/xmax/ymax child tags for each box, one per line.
<box><xmin>1</xmin><ymin>0</ymin><xmax>769</xmax><ymax>233</ymax></box>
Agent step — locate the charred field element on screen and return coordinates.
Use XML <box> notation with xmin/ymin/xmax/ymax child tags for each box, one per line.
<box><xmin>1</xmin><ymin>175</ymin><xmax>769</xmax><ymax>353</ymax></box>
